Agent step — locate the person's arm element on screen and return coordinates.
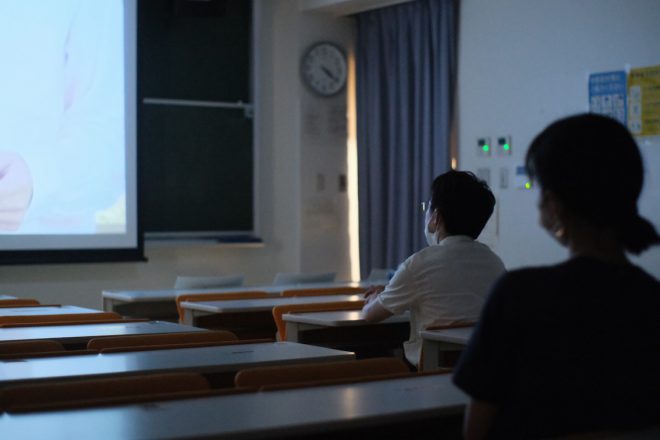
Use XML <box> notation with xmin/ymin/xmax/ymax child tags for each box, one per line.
<box><xmin>464</xmin><ymin>399</ymin><xmax>498</xmax><ymax>440</ymax></box>
<box><xmin>362</xmin><ymin>293</ymin><xmax>394</xmax><ymax>322</ymax></box>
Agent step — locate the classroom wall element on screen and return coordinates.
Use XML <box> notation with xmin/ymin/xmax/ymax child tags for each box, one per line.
<box><xmin>457</xmin><ymin>0</ymin><xmax>660</xmax><ymax>279</ymax></box>
<box><xmin>0</xmin><ymin>0</ymin><xmax>354</xmax><ymax>309</ymax></box>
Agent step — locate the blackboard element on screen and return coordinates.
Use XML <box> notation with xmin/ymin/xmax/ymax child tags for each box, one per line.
<box><xmin>138</xmin><ymin>0</ymin><xmax>253</xmax><ymax>237</ymax></box>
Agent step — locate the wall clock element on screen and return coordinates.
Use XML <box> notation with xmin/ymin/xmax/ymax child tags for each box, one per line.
<box><xmin>301</xmin><ymin>42</ymin><xmax>347</xmax><ymax>97</ymax></box>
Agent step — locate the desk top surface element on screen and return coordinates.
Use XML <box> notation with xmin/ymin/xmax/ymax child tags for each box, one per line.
<box><xmin>420</xmin><ymin>327</ymin><xmax>474</xmax><ymax>345</ymax></box>
<box><xmin>0</xmin><ymin>295</ymin><xmax>17</xmax><ymax>300</ymax></box>
<box><xmin>182</xmin><ymin>294</ymin><xmax>364</xmax><ymax>314</ymax></box>
<box><xmin>0</xmin><ymin>342</ymin><xmax>354</xmax><ymax>387</ymax></box>
<box><xmin>102</xmin><ymin>280</ymin><xmax>384</xmax><ymax>302</ymax></box>
<box><xmin>0</xmin><ymin>373</ymin><xmax>466</xmax><ymax>439</ymax></box>
<box><xmin>0</xmin><ymin>305</ymin><xmax>102</xmax><ymax>317</ymax></box>
<box><xmin>0</xmin><ymin>320</ymin><xmax>204</xmax><ymax>343</ymax></box>
<box><xmin>283</xmin><ymin>310</ymin><xmax>409</xmax><ymax>327</ymax></box>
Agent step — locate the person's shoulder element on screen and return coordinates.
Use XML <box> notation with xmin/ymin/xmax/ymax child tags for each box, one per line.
<box><xmin>488</xmin><ymin>263</ymin><xmax>560</xmax><ymax>298</ymax></box>
<box><xmin>627</xmin><ymin>263</ymin><xmax>660</xmax><ymax>290</ymax></box>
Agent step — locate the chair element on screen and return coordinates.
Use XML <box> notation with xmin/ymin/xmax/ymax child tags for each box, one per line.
<box><xmin>272</xmin><ymin>300</ymin><xmax>364</xmax><ymax>341</ymax></box>
<box><xmin>98</xmin><ymin>338</ymin><xmax>273</xmax><ymax>354</ymax></box>
<box><xmin>271</xmin><ymin>271</ymin><xmax>336</xmax><ymax>286</ymax></box>
<box><xmin>0</xmin><ymin>298</ymin><xmax>41</xmax><ymax>307</ymax></box>
<box><xmin>0</xmin><ymin>372</ymin><xmax>212</xmax><ymax>413</ymax></box>
<box><xmin>0</xmin><ymin>350</ymin><xmax>99</xmax><ymax>361</ymax></box>
<box><xmin>280</xmin><ymin>286</ymin><xmax>365</xmax><ymax>297</ymax></box>
<box><xmin>86</xmin><ymin>330</ymin><xmax>238</xmax><ymax>351</ymax></box>
<box><xmin>0</xmin><ymin>317</ymin><xmax>147</xmax><ymax>328</ymax></box>
<box><xmin>0</xmin><ymin>339</ymin><xmax>65</xmax><ymax>355</ymax></box>
<box><xmin>0</xmin><ymin>312</ymin><xmax>123</xmax><ymax>326</ymax></box>
<box><xmin>174</xmin><ymin>274</ymin><xmax>244</xmax><ymax>289</ymax></box>
<box><xmin>234</xmin><ymin>357</ymin><xmax>411</xmax><ymax>389</ymax></box>
<box><xmin>175</xmin><ymin>291</ymin><xmax>270</xmax><ymax>323</ymax></box>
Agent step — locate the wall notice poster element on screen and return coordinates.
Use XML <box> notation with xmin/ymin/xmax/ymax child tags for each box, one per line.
<box><xmin>628</xmin><ymin>65</ymin><xmax>660</xmax><ymax>137</ymax></box>
<box><xmin>589</xmin><ymin>71</ymin><xmax>627</xmax><ymax>125</ymax></box>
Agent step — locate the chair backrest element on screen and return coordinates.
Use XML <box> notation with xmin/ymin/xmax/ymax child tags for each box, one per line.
<box><xmin>174</xmin><ymin>274</ymin><xmax>244</xmax><ymax>289</ymax></box>
<box><xmin>175</xmin><ymin>291</ymin><xmax>270</xmax><ymax>323</ymax></box>
<box><xmin>0</xmin><ymin>318</ymin><xmax>147</xmax><ymax>328</ymax></box>
<box><xmin>424</xmin><ymin>322</ymin><xmax>475</xmax><ymax>331</ymax></box>
<box><xmin>0</xmin><ymin>349</ymin><xmax>99</xmax><ymax>360</ymax></box>
<box><xmin>0</xmin><ymin>339</ymin><xmax>65</xmax><ymax>355</ymax></box>
<box><xmin>0</xmin><ymin>372</ymin><xmax>211</xmax><ymax>413</ymax></box>
<box><xmin>280</xmin><ymin>286</ymin><xmax>365</xmax><ymax>297</ymax></box>
<box><xmin>0</xmin><ymin>299</ymin><xmax>41</xmax><ymax>307</ymax></box>
<box><xmin>98</xmin><ymin>338</ymin><xmax>273</xmax><ymax>354</ymax></box>
<box><xmin>271</xmin><ymin>271</ymin><xmax>336</xmax><ymax>286</ymax></box>
<box><xmin>234</xmin><ymin>357</ymin><xmax>411</xmax><ymax>389</ymax></box>
<box><xmin>272</xmin><ymin>300</ymin><xmax>365</xmax><ymax>341</ymax></box>
<box><xmin>87</xmin><ymin>330</ymin><xmax>238</xmax><ymax>351</ymax></box>
<box><xmin>0</xmin><ymin>312</ymin><xmax>122</xmax><ymax>325</ymax></box>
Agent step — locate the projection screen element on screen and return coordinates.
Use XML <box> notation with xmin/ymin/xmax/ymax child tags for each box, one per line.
<box><xmin>0</xmin><ymin>0</ymin><xmax>141</xmax><ymax>263</ymax></box>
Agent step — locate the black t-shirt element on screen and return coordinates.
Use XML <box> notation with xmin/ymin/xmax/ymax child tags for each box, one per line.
<box><xmin>453</xmin><ymin>257</ymin><xmax>660</xmax><ymax>439</ymax></box>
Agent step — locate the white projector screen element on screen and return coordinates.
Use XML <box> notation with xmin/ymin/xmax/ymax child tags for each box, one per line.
<box><xmin>0</xmin><ymin>0</ymin><xmax>141</xmax><ymax>263</ymax></box>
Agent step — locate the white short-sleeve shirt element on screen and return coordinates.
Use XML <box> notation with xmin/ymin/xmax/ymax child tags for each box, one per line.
<box><xmin>377</xmin><ymin>235</ymin><xmax>506</xmax><ymax>366</ymax></box>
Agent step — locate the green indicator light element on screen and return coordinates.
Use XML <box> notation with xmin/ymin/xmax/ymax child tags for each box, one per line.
<box><xmin>503</xmin><ymin>144</ymin><xmax>510</xmax><ymax>150</ymax></box>
<box><xmin>482</xmin><ymin>145</ymin><xmax>490</xmax><ymax>152</ymax></box>
<box><xmin>524</xmin><ymin>182</ymin><xmax>531</xmax><ymax>190</ymax></box>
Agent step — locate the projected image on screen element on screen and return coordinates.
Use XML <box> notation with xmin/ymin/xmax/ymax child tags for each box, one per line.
<box><xmin>0</xmin><ymin>1</ymin><xmax>126</xmax><ymax>236</ymax></box>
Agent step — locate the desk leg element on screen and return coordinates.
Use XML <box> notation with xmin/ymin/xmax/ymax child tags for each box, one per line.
<box><xmin>285</xmin><ymin>322</ymin><xmax>300</xmax><ymax>342</ymax></box>
<box><xmin>421</xmin><ymin>339</ymin><xmax>441</xmax><ymax>372</ymax></box>
<box><xmin>103</xmin><ymin>298</ymin><xmax>114</xmax><ymax>313</ymax></box>
<box><xmin>183</xmin><ymin>309</ymin><xmax>195</xmax><ymax>326</ymax></box>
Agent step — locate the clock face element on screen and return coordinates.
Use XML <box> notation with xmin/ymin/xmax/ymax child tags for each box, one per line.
<box><xmin>301</xmin><ymin>42</ymin><xmax>347</xmax><ymax>97</ymax></box>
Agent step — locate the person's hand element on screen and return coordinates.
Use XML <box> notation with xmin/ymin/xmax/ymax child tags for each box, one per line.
<box><xmin>364</xmin><ymin>285</ymin><xmax>385</xmax><ymax>304</ymax></box>
<box><xmin>0</xmin><ymin>152</ymin><xmax>33</xmax><ymax>231</ymax></box>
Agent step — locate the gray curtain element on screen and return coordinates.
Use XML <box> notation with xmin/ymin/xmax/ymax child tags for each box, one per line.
<box><xmin>356</xmin><ymin>0</ymin><xmax>458</xmax><ymax>278</ymax></box>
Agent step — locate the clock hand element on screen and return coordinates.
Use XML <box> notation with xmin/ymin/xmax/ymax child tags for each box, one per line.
<box><xmin>321</xmin><ymin>65</ymin><xmax>338</xmax><ymax>82</ymax></box>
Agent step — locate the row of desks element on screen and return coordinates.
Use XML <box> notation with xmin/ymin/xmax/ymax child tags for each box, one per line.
<box><xmin>102</xmin><ymin>280</ymin><xmax>382</xmax><ymax>320</ymax></box>
<box><xmin>0</xmin><ymin>372</ymin><xmax>467</xmax><ymax>439</ymax></box>
<box><xmin>0</xmin><ymin>308</ymin><xmax>471</xmax><ymax>370</ymax></box>
<box><xmin>0</xmin><ymin>342</ymin><xmax>354</xmax><ymax>389</ymax></box>
<box><xmin>0</xmin><ymin>298</ymin><xmax>473</xmax><ymax>439</ymax></box>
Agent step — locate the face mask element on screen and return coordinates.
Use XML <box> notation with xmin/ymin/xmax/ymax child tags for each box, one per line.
<box><xmin>424</xmin><ymin>207</ymin><xmax>438</xmax><ymax>246</ymax></box>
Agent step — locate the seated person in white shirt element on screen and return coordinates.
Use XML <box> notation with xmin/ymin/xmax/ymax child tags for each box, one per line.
<box><xmin>362</xmin><ymin>170</ymin><xmax>506</xmax><ymax>369</ymax></box>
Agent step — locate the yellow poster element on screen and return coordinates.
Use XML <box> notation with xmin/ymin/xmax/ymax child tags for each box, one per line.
<box><xmin>628</xmin><ymin>65</ymin><xmax>660</xmax><ymax>137</ymax></box>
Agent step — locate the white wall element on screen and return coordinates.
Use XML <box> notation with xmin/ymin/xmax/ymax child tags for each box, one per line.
<box><xmin>457</xmin><ymin>0</ymin><xmax>660</xmax><ymax>279</ymax></box>
<box><xmin>298</xmin><ymin>13</ymin><xmax>355</xmax><ymax>279</ymax></box>
<box><xmin>0</xmin><ymin>0</ymin><xmax>355</xmax><ymax>309</ymax></box>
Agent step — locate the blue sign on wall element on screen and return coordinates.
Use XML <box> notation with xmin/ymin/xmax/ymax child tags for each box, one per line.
<box><xmin>589</xmin><ymin>70</ymin><xmax>627</xmax><ymax>125</ymax></box>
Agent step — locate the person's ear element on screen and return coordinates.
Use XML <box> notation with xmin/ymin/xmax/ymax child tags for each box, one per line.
<box><xmin>429</xmin><ymin>209</ymin><xmax>444</xmax><ymax>234</ymax></box>
<box><xmin>540</xmin><ymin>190</ymin><xmax>568</xmax><ymax>244</ymax></box>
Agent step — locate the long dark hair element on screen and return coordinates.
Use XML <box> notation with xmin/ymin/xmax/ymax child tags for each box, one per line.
<box><xmin>525</xmin><ymin>113</ymin><xmax>659</xmax><ymax>254</ymax></box>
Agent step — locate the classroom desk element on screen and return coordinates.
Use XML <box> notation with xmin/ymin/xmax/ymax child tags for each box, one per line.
<box><xmin>0</xmin><ymin>373</ymin><xmax>468</xmax><ymax>440</ymax></box>
<box><xmin>0</xmin><ymin>342</ymin><xmax>354</xmax><ymax>389</ymax></box>
<box><xmin>282</xmin><ymin>310</ymin><xmax>410</xmax><ymax>358</ymax></box>
<box><xmin>102</xmin><ymin>280</ymin><xmax>383</xmax><ymax>320</ymax></box>
<box><xmin>0</xmin><ymin>305</ymin><xmax>102</xmax><ymax>318</ymax></box>
<box><xmin>181</xmin><ymin>294</ymin><xmax>364</xmax><ymax>327</ymax></box>
<box><xmin>283</xmin><ymin>310</ymin><xmax>409</xmax><ymax>342</ymax></box>
<box><xmin>420</xmin><ymin>326</ymin><xmax>473</xmax><ymax>371</ymax></box>
<box><xmin>0</xmin><ymin>321</ymin><xmax>205</xmax><ymax>349</ymax></box>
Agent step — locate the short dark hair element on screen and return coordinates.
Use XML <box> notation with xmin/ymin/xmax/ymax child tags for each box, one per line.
<box><xmin>525</xmin><ymin>113</ymin><xmax>659</xmax><ymax>254</ymax></box>
<box><xmin>430</xmin><ymin>170</ymin><xmax>495</xmax><ymax>239</ymax></box>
